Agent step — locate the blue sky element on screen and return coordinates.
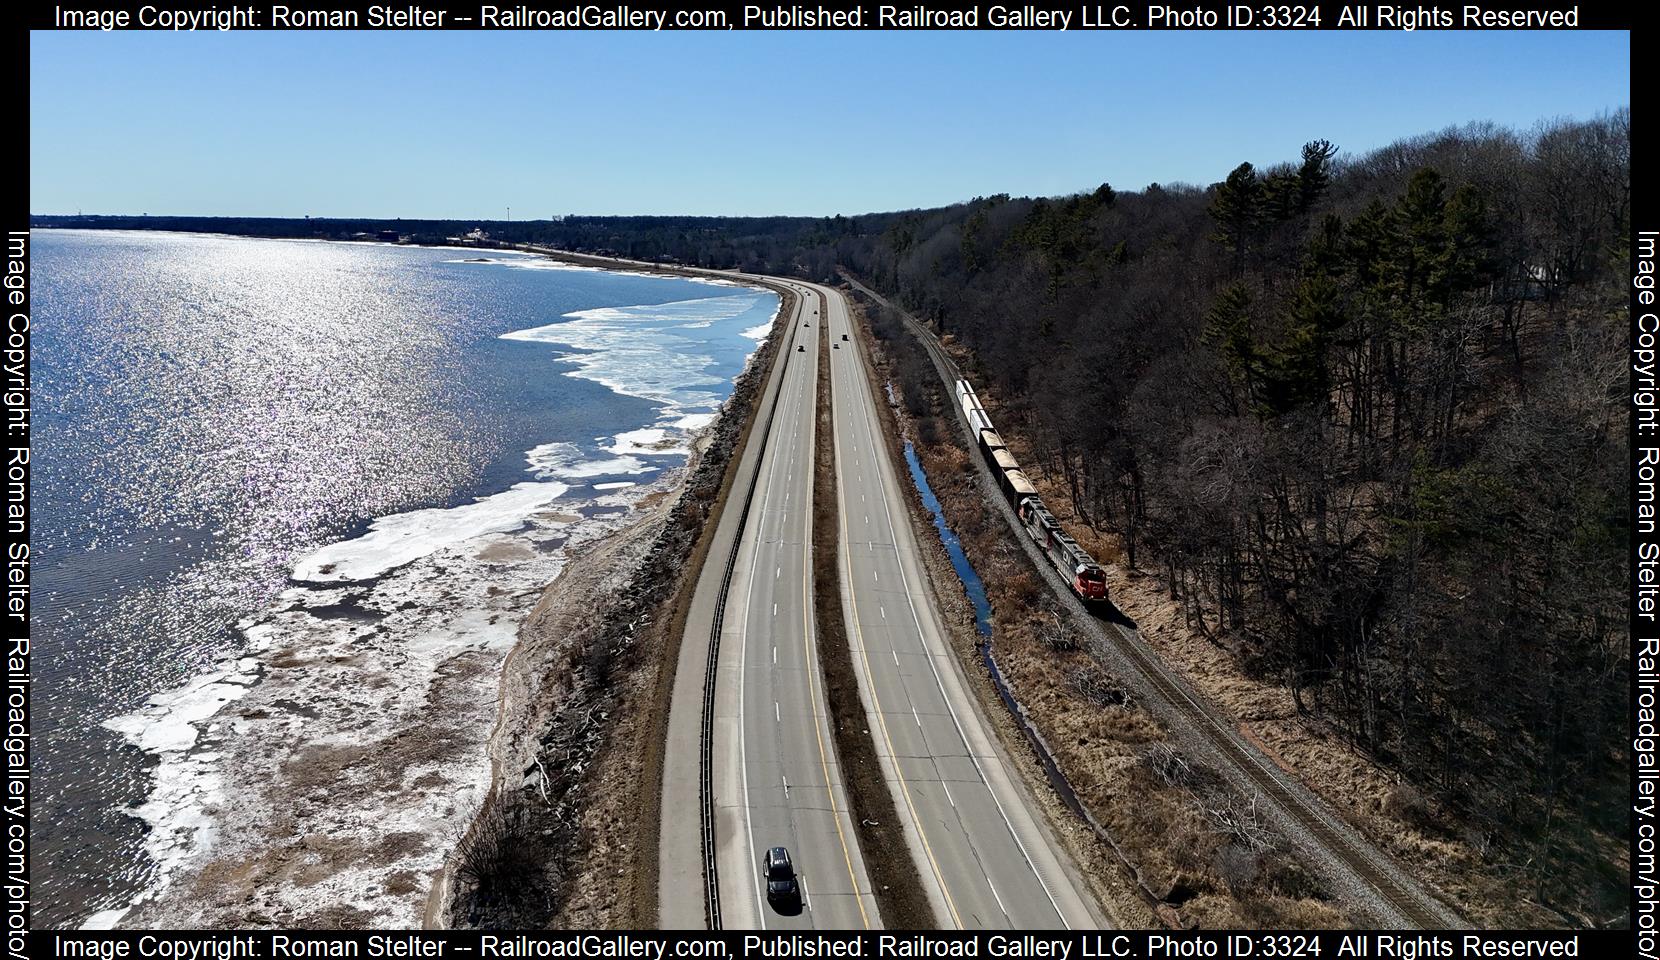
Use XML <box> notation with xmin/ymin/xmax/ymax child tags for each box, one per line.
<box><xmin>30</xmin><ymin>30</ymin><xmax>1628</xmax><ymax>218</ymax></box>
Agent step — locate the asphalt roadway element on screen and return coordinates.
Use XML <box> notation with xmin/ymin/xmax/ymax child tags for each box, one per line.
<box><xmin>658</xmin><ymin>272</ymin><xmax>1101</xmax><ymax>930</ymax></box>
<box><xmin>817</xmin><ymin>282</ymin><xmax>1103</xmax><ymax>930</ymax></box>
<box><xmin>713</xmin><ymin>280</ymin><xmax>879</xmax><ymax>930</ymax></box>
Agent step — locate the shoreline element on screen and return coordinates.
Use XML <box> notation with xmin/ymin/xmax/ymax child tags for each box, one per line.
<box><xmin>439</xmin><ymin>254</ymin><xmax>799</xmax><ymax>928</ymax></box>
<box><xmin>81</xmin><ymin>245</ymin><xmax>781</xmax><ymax>928</ymax></box>
<box><xmin>117</xmin><ymin>478</ymin><xmax>672</xmax><ymax>928</ymax></box>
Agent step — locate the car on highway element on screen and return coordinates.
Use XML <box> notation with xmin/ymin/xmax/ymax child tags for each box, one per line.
<box><xmin>841</xmin><ymin>334</ymin><xmax>849</xmax><ymax>341</ymax></box>
<box><xmin>798</xmin><ymin>344</ymin><xmax>806</xmax><ymax>352</ymax></box>
<box><xmin>763</xmin><ymin>846</ymin><xmax>799</xmax><ymax>905</ymax></box>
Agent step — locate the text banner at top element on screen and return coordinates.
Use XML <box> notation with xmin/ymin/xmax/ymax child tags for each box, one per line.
<box><xmin>35</xmin><ymin>1</ymin><xmax>1622</xmax><ymax>32</ymax></box>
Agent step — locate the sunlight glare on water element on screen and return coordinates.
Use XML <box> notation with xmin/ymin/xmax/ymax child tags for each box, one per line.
<box><xmin>30</xmin><ymin>229</ymin><xmax>778</xmax><ymax>925</ymax></box>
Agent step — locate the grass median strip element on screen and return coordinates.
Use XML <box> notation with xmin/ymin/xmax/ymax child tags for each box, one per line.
<box><xmin>811</xmin><ymin>293</ymin><xmax>934</xmax><ymax>929</ymax></box>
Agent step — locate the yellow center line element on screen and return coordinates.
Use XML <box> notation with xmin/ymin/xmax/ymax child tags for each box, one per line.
<box><xmin>798</xmin><ymin>290</ymin><xmax>871</xmax><ymax>930</ymax></box>
<box><xmin>829</xmin><ymin>291</ymin><xmax>965</xmax><ymax>931</ymax></box>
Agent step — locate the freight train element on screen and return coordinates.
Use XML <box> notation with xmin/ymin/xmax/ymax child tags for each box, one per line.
<box><xmin>956</xmin><ymin>380</ymin><xmax>1108</xmax><ymax>602</ymax></box>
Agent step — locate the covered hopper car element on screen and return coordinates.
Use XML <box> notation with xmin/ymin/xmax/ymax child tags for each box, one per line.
<box><xmin>953</xmin><ymin>379</ymin><xmax>1108</xmax><ymax>603</ymax></box>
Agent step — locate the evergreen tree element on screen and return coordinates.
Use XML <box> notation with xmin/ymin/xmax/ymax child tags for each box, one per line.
<box><xmin>1210</xmin><ymin>162</ymin><xmax>1265</xmax><ymax>262</ymax></box>
<box><xmin>1203</xmin><ymin>283</ymin><xmax>1259</xmax><ymax>406</ymax></box>
<box><xmin>1392</xmin><ymin>167</ymin><xmax>1451</xmax><ymax>315</ymax></box>
<box><xmin>1263</xmin><ymin>172</ymin><xmax>1302</xmax><ymax>223</ymax></box>
<box><xmin>1296</xmin><ymin>139</ymin><xmax>1339</xmax><ymax>213</ymax></box>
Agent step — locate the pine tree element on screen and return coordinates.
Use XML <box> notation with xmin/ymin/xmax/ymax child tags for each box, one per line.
<box><xmin>1210</xmin><ymin>162</ymin><xmax>1265</xmax><ymax>263</ymax></box>
<box><xmin>1392</xmin><ymin>167</ymin><xmax>1451</xmax><ymax>316</ymax></box>
<box><xmin>1297</xmin><ymin>139</ymin><xmax>1339</xmax><ymax>213</ymax></box>
<box><xmin>1264</xmin><ymin>274</ymin><xmax>1344</xmax><ymax>415</ymax></box>
<box><xmin>1203</xmin><ymin>283</ymin><xmax>1259</xmax><ymax>406</ymax></box>
<box><xmin>1263</xmin><ymin>172</ymin><xmax>1301</xmax><ymax>223</ymax></box>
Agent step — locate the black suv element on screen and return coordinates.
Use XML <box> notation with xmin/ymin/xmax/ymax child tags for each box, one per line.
<box><xmin>764</xmin><ymin>846</ymin><xmax>799</xmax><ymax>905</ymax></box>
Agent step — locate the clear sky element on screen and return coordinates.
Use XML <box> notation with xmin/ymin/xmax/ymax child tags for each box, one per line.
<box><xmin>30</xmin><ymin>29</ymin><xmax>1629</xmax><ymax>219</ymax></box>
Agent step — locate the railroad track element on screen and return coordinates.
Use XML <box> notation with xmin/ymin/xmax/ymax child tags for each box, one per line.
<box><xmin>840</xmin><ymin>273</ymin><xmax>1462</xmax><ymax>929</ymax></box>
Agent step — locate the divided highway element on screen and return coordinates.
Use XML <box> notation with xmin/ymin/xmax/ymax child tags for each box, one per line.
<box><xmin>530</xmin><ymin>245</ymin><xmax>1452</xmax><ymax>931</ymax></box>
<box><xmin>660</xmin><ymin>276</ymin><xmax>879</xmax><ymax>929</ymax></box>
<box><xmin>819</xmin><ymin>282</ymin><xmax>1103</xmax><ymax>930</ymax></box>
<box><xmin>659</xmin><ymin>271</ymin><xmax>1102</xmax><ymax>930</ymax></box>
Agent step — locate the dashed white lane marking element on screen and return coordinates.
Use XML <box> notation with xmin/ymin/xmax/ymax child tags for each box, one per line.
<box><xmin>874</xmin><ymin>570</ymin><xmax>879</xmax><ymax>582</ymax></box>
<box><xmin>776</xmin><ymin>566</ymin><xmax>781</xmax><ymax>579</ymax></box>
<box><xmin>912</xmin><ymin>706</ymin><xmax>922</xmax><ymax>727</ymax></box>
<box><xmin>775</xmin><ymin>702</ymin><xmax>781</xmax><ymax>722</ymax></box>
<box><xmin>879</xmin><ymin>606</ymin><xmax>886</xmax><ymax>619</ymax></box>
<box><xmin>773</xmin><ymin>646</ymin><xmax>777</xmax><ymax>665</ymax></box>
<box><xmin>892</xmin><ymin>650</ymin><xmax>900</xmax><ymax>667</ymax></box>
<box><xmin>941</xmin><ymin>780</ymin><xmax>957</xmax><ymax>807</ymax></box>
<box><xmin>773</xmin><ymin>602</ymin><xmax>778</xmax><ymax>617</ymax></box>
<box><xmin>987</xmin><ymin>877</ymin><xmax>1008</xmax><ymax>917</ymax></box>
<box><xmin>782</xmin><ymin>775</ymin><xmax>789</xmax><ymax>797</ymax></box>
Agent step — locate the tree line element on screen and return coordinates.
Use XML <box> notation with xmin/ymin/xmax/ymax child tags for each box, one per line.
<box><xmin>836</xmin><ymin>115</ymin><xmax>1629</xmax><ymax>922</ymax></box>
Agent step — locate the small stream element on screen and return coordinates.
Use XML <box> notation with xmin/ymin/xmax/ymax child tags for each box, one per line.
<box><xmin>899</xmin><ymin>416</ymin><xmax>1133</xmax><ymax>886</ymax></box>
<box><xmin>901</xmin><ymin>441</ymin><xmax>992</xmax><ymax>637</ymax></box>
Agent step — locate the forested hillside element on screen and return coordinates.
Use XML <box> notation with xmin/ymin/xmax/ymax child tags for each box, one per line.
<box><xmin>835</xmin><ymin>115</ymin><xmax>1630</xmax><ymax>918</ymax></box>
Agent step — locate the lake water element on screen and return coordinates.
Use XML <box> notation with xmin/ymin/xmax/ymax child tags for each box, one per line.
<box><xmin>30</xmin><ymin>229</ymin><xmax>778</xmax><ymax>927</ymax></box>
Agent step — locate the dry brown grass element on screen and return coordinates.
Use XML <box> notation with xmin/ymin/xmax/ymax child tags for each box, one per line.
<box><xmin>960</xmin><ymin>363</ymin><xmax>1561</xmax><ymax>928</ymax></box>
<box><xmin>861</xmin><ymin>305</ymin><xmax>1351</xmax><ymax>929</ymax></box>
<box><xmin>812</xmin><ymin>316</ymin><xmax>934</xmax><ymax>927</ymax></box>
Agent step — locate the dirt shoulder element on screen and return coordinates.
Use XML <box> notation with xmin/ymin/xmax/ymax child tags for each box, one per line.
<box><xmin>811</xmin><ymin>300</ymin><xmax>934</xmax><ymax>928</ymax></box>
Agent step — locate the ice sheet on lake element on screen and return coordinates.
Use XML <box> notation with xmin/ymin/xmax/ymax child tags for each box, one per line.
<box><xmin>672</xmin><ymin>412</ymin><xmax>718</xmax><ymax>432</ymax></box>
<box><xmin>527</xmin><ymin>442</ymin><xmax>656</xmax><ymax>480</ymax></box>
<box><xmin>606</xmin><ymin>427</ymin><xmax>688</xmax><ymax>458</ymax></box>
<box><xmin>96</xmin><ymin>260</ymin><xmax>780</xmax><ymax>928</ymax></box>
<box><xmin>501</xmin><ymin>294</ymin><xmax>763</xmax><ymax>415</ymax></box>
<box><xmin>292</xmin><ymin>481</ymin><xmax>572</xmax><ymax>583</ymax></box>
